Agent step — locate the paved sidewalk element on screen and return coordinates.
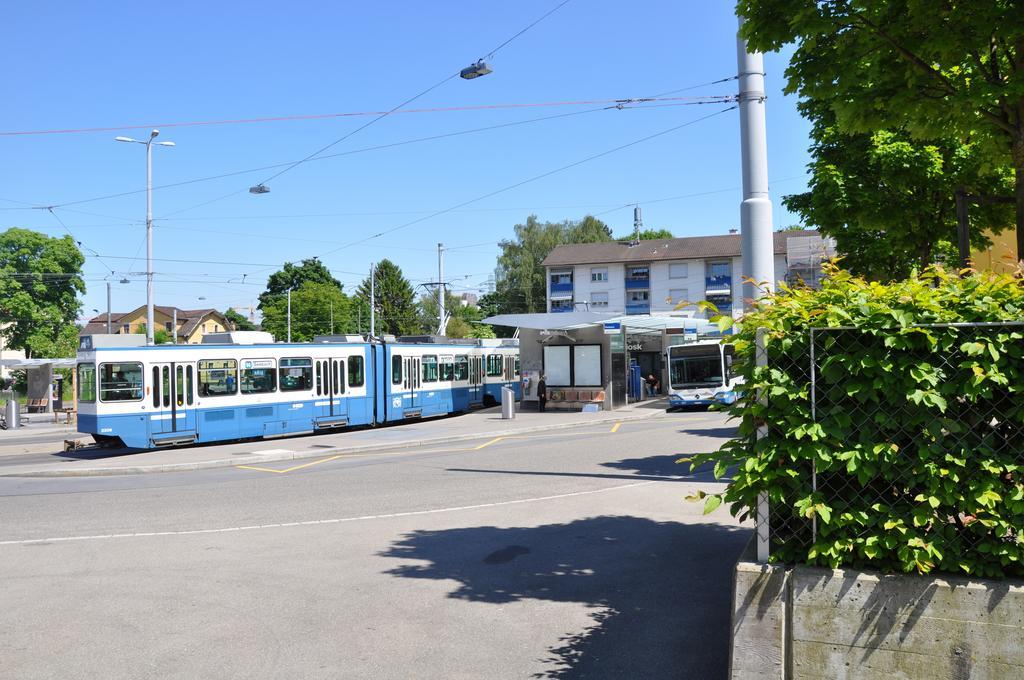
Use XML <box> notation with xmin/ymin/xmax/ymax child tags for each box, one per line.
<box><xmin>0</xmin><ymin>399</ymin><xmax>672</xmax><ymax>477</ymax></box>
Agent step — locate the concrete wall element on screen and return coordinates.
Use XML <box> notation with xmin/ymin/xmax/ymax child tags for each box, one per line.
<box><xmin>26</xmin><ymin>364</ymin><xmax>53</xmax><ymax>413</ymax></box>
<box><xmin>730</xmin><ymin>541</ymin><xmax>1024</xmax><ymax>679</ymax></box>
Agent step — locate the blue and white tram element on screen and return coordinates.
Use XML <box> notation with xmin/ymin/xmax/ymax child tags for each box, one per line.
<box><xmin>75</xmin><ymin>335</ymin><xmax>520</xmax><ymax>449</ymax></box>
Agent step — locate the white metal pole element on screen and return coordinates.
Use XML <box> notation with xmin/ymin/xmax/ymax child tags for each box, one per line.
<box><xmin>106</xmin><ymin>282</ymin><xmax>112</xmax><ymax>334</ymax></box>
<box><xmin>145</xmin><ymin>135</ymin><xmax>155</xmax><ymax>345</ymax></box>
<box><xmin>287</xmin><ymin>288</ymin><xmax>292</xmax><ymax>343</ymax></box>
<box><xmin>369</xmin><ymin>262</ymin><xmax>376</xmax><ymax>338</ymax></box>
<box><xmin>437</xmin><ymin>243</ymin><xmax>445</xmax><ymax>336</ymax></box>
<box><xmin>737</xmin><ymin>17</ymin><xmax>775</xmax><ymax>306</ymax></box>
<box><xmin>172</xmin><ymin>309</ymin><xmax>177</xmax><ymax>344</ymax></box>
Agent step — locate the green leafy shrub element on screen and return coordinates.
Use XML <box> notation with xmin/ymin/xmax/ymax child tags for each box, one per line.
<box><xmin>693</xmin><ymin>266</ymin><xmax>1024</xmax><ymax>578</ymax></box>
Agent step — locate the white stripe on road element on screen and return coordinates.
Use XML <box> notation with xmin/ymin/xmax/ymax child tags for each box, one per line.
<box><xmin>0</xmin><ymin>481</ymin><xmax>657</xmax><ymax>546</ymax></box>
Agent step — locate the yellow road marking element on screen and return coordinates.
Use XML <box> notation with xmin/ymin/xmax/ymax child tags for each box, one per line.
<box><xmin>474</xmin><ymin>437</ymin><xmax>505</xmax><ymax>450</ymax></box>
<box><xmin>610</xmin><ymin>422</ymin><xmax>622</xmax><ymax>433</ymax></box>
<box><xmin>237</xmin><ymin>454</ymin><xmax>344</xmax><ymax>474</ymax></box>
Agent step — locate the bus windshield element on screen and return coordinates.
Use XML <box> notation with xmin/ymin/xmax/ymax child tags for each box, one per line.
<box><xmin>670</xmin><ymin>354</ymin><xmax>724</xmax><ymax>390</ymax></box>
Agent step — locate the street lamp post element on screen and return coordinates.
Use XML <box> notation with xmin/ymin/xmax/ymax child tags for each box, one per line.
<box><xmin>115</xmin><ymin>130</ymin><xmax>175</xmax><ymax>345</ymax></box>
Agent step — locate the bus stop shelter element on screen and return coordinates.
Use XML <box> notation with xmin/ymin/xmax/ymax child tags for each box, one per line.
<box><xmin>483</xmin><ymin>312</ymin><xmax>718</xmax><ymax>411</ymax></box>
<box><xmin>0</xmin><ymin>357</ymin><xmax>77</xmax><ymax>421</ymax></box>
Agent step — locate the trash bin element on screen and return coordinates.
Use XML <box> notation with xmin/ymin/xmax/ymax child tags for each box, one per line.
<box><xmin>5</xmin><ymin>398</ymin><xmax>19</xmax><ymax>430</ymax></box>
<box><xmin>501</xmin><ymin>387</ymin><xmax>515</xmax><ymax>420</ymax></box>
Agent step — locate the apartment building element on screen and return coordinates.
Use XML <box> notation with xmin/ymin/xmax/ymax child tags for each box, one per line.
<box><xmin>542</xmin><ymin>229</ymin><xmax>832</xmax><ymax>317</ymax></box>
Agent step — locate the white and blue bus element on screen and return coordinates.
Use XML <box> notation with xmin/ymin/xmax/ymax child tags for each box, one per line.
<box><xmin>665</xmin><ymin>339</ymin><xmax>740</xmax><ymax>410</ymax></box>
<box><xmin>75</xmin><ymin>334</ymin><xmax>520</xmax><ymax>449</ymax></box>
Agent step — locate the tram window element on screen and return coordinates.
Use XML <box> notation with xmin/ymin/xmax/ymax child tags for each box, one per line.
<box><xmin>98</xmin><ymin>362</ymin><xmax>143</xmax><ymax>402</ymax></box>
<box><xmin>186</xmin><ymin>366</ymin><xmax>194</xmax><ymax>405</ymax></box>
<box><xmin>332</xmin><ymin>359</ymin><xmax>346</xmax><ymax>394</ymax></box>
<box><xmin>422</xmin><ymin>355</ymin><xmax>438</xmax><ymax>382</ymax></box>
<box><xmin>162</xmin><ymin>366</ymin><xmax>170</xmax><ymax>407</ymax></box>
<box><xmin>316</xmin><ymin>361</ymin><xmax>323</xmax><ymax>395</ymax></box>
<box><xmin>176</xmin><ymin>365</ymin><xmax>185</xmax><ymax>407</ymax></box>
<box><xmin>348</xmin><ymin>356</ymin><xmax>364</xmax><ymax>387</ymax></box>
<box><xmin>77</xmin><ymin>363</ymin><xmax>96</xmax><ymax>402</ymax></box>
<box><xmin>241</xmin><ymin>360</ymin><xmax>277</xmax><ymax>394</ymax></box>
<box><xmin>515</xmin><ymin>357</ymin><xmax>520</xmax><ymax>376</ymax></box>
<box><xmin>392</xmin><ymin>355</ymin><xmax>403</xmax><ymax>384</ymax></box>
<box><xmin>486</xmin><ymin>354</ymin><xmax>503</xmax><ymax>377</ymax></box>
<box><xmin>280</xmin><ymin>357</ymin><xmax>312</xmax><ymax>392</ymax></box>
<box><xmin>152</xmin><ymin>366</ymin><xmax>160</xmax><ymax>408</ymax></box>
<box><xmin>197</xmin><ymin>359</ymin><xmax>237</xmax><ymax>397</ymax></box>
<box><xmin>454</xmin><ymin>355</ymin><xmax>468</xmax><ymax>381</ymax></box>
<box><xmin>439</xmin><ymin>357</ymin><xmax>454</xmax><ymax>382</ymax></box>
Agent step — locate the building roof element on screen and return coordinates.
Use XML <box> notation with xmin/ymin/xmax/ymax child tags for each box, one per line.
<box><xmin>542</xmin><ymin>230</ymin><xmax>820</xmax><ymax>267</ymax></box>
<box><xmin>80</xmin><ymin>306</ymin><xmax>225</xmax><ymax>337</ymax></box>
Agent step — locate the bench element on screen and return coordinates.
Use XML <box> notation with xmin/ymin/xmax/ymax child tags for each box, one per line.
<box><xmin>546</xmin><ymin>388</ymin><xmax>606</xmax><ymax>411</ymax></box>
<box><xmin>25</xmin><ymin>398</ymin><xmax>48</xmax><ymax>414</ymax></box>
<box><xmin>54</xmin><ymin>408</ymin><xmax>75</xmax><ymax>424</ymax></box>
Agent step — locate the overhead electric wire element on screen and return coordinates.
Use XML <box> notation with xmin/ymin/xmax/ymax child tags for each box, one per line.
<box><xmin>315</xmin><ymin>106</ymin><xmax>738</xmax><ymax>259</ymax></box>
<box><xmin>0</xmin><ymin>94</ymin><xmax>730</xmax><ymax>137</ymax></box>
<box><xmin>43</xmin><ymin>207</ymin><xmax>118</xmax><ymax>277</ymax></box>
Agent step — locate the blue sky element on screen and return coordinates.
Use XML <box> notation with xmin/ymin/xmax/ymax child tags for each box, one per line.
<box><xmin>1</xmin><ymin>1</ymin><xmax>810</xmax><ymax>320</ymax></box>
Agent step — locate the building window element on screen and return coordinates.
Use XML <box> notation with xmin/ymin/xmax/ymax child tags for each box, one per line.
<box><xmin>708</xmin><ymin>261</ymin><xmax>731</xmax><ymax>277</ymax></box>
<box><xmin>628</xmin><ymin>291</ymin><xmax>650</xmax><ymax>303</ymax></box>
<box><xmin>550</xmin><ymin>270</ymin><xmax>573</xmax><ymax>285</ymax></box>
<box><xmin>204</xmin><ymin>323</ymin><xmax>211</xmax><ymax>333</ymax></box>
<box><xmin>669</xmin><ymin>263</ymin><xmax>689</xmax><ymax>279</ymax></box>
<box><xmin>590</xmin><ymin>267</ymin><xmax>608</xmax><ymax>282</ymax></box>
<box><xmin>121</xmin><ymin>324</ymin><xmax>130</xmax><ymax>334</ymax></box>
<box><xmin>164</xmin><ymin>321</ymin><xmax>173</xmax><ymax>332</ymax></box>
<box><xmin>668</xmin><ymin>289</ymin><xmax>689</xmax><ymax>305</ymax></box>
<box><xmin>550</xmin><ymin>299</ymin><xmax>574</xmax><ymax>313</ymax></box>
<box><xmin>626</xmin><ymin>266</ymin><xmax>650</xmax><ymax>281</ymax></box>
<box><xmin>590</xmin><ymin>292</ymin><xmax>609</xmax><ymax>308</ymax></box>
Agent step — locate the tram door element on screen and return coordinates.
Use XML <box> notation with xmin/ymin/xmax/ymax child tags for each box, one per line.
<box><xmin>149</xmin><ymin>362</ymin><xmax>196</xmax><ymax>435</ymax></box>
<box><xmin>315</xmin><ymin>358</ymin><xmax>348</xmax><ymax>424</ymax></box>
<box><xmin>468</xmin><ymin>355</ymin><xmax>483</xmax><ymax>405</ymax></box>
<box><xmin>403</xmin><ymin>356</ymin><xmax>421</xmax><ymax>410</ymax></box>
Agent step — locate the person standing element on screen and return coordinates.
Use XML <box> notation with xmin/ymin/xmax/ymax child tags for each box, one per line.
<box><xmin>537</xmin><ymin>374</ymin><xmax>547</xmax><ymax>412</ymax></box>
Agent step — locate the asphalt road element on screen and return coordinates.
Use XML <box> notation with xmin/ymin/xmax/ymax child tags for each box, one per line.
<box><xmin>0</xmin><ymin>412</ymin><xmax>747</xmax><ymax>680</ymax></box>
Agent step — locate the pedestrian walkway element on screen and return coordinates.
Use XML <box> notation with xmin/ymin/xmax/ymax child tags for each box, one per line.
<box><xmin>0</xmin><ymin>399</ymin><xmax>673</xmax><ymax>477</ymax></box>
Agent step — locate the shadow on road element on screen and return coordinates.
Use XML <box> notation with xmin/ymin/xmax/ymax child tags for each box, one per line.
<box><xmin>380</xmin><ymin>516</ymin><xmax>749</xmax><ymax>679</ymax></box>
<box><xmin>679</xmin><ymin>426</ymin><xmax>738</xmax><ymax>439</ymax></box>
<box><xmin>448</xmin><ymin>452</ymin><xmax>734</xmax><ymax>484</ymax></box>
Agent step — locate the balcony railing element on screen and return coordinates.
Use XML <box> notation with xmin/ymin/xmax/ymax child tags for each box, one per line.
<box><xmin>550</xmin><ymin>305</ymin><xmax>574</xmax><ymax>313</ymax></box>
<box><xmin>550</xmin><ymin>281</ymin><xmax>574</xmax><ymax>294</ymax></box>
<box><xmin>625</xmin><ymin>302</ymin><xmax>650</xmax><ymax>315</ymax></box>
<box><xmin>705</xmin><ymin>275</ymin><xmax>732</xmax><ymax>293</ymax></box>
<box><xmin>624</xmin><ymin>277</ymin><xmax>650</xmax><ymax>290</ymax></box>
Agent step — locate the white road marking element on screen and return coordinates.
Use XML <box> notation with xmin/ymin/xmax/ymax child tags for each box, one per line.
<box><xmin>250</xmin><ymin>449</ymin><xmax>295</xmax><ymax>456</ymax></box>
<box><xmin>0</xmin><ymin>481</ymin><xmax>656</xmax><ymax>546</ymax></box>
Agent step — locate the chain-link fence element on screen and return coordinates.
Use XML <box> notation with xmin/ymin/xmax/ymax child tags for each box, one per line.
<box><xmin>754</xmin><ymin>322</ymin><xmax>1024</xmax><ymax>575</ymax></box>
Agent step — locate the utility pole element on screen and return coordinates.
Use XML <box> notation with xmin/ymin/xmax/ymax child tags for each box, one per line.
<box><xmin>106</xmin><ymin>282</ymin><xmax>112</xmax><ymax>334</ymax></box>
<box><xmin>287</xmin><ymin>288</ymin><xmax>292</xmax><ymax>343</ymax></box>
<box><xmin>631</xmin><ymin>206</ymin><xmax>643</xmax><ymax>246</ymax></box>
<box><xmin>172</xmin><ymin>309</ymin><xmax>177</xmax><ymax>344</ymax></box>
<box><xmin>369</xmin><ymin>261</ymin><xmax>376</xmax><ymax>338</ymax></box>
<box><xmin>737</xmin><ymin>17</ymin><xmax>775</xmax><ymax>305</ymax></box>
<box><xmin>330</xmin><ymin>299</ymin><xmax>334</xmax><ymax>335</ymax></box>
<box><xmin>437</xmin><ymin>243</ymin><xmax>445</xmax><ymax>336</ymax></box>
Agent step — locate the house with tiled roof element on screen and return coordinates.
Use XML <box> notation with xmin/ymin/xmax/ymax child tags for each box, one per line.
<box><xmin>80</xmin><ymin>305</ymin><xmax>232</xmax><ymax>344</ymax></box>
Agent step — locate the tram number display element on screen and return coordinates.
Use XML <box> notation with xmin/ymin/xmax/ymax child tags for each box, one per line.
<box><xmin>243</xmin><ymin>359</ymin><xmax>275</xmax><ymax>369</ymax></box>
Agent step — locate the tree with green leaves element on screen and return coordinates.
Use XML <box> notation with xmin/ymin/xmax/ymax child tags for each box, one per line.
<box><xmin>258</xmin><ymin>258</ymin><xmax>341</xmax><ymax>312</ymax></box>
<box><xmin>223</xmin><ymin>308</ymin><xmax>257</xmax><ymax>331</ymax></box>
<box><xmin>356</xmin><ymin>259</ymin><xmax>420</xmax><ymax>336</ymax></box>
<box><xmin>495</xmin><ymin>214</ymin><xmax>613</xmax><ymax>313</ymax></box>
<box><xmin>738</xmin><ymin>0</ymin><xmax>1024</xmax><ymax>258</ymax></box>
<box><xmin>0</xmin><ymin>228</ymin><xmax>84</xmax><ymax>358</ymax></box>
<box><xmin>261</xmin><ymin>281</ymin><xmax>353</xmax><ymax>341</ymax></box>
<box><xmin>617</xmin><ymin>228</ymin><xmax>675</xmax><ymax>240</ymax></box>
<box><xmin>784</xmin><ymin>103</ymin><xmax>1013</xmax><ymax>280</ymax></box>
<box><xmin>418</xmin><ymin>290</ymin><xmax>496</xmax><ymax>338</ymax></box>
<box><xmin>137</xmin><ymin>324</ymin><xmax>170</xmax><ymax>345</ymax></box>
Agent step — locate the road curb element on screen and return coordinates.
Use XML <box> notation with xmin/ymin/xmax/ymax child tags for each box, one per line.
<box><xmin>1</xmin><ymin>409</ymin><xmax>669</xmax><ymax>478</ymax></box>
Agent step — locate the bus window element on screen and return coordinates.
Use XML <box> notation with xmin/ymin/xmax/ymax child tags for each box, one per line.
<box><xmin>280</xmin><ymin>357</ymin><xmax>312</xmax><ymax>392</ymax></box>
<box><xmin>392</xmin><ymin>355</ymin><xmax>403</xmax><ymax>385</ymax></box>
<box><xmin>454</xmin><ymin>355</ymin><xmax>468</xmax><ymax>381</ymax></box>
<box><xmin>198</xmin><ymin>359</ymin><xmax>237</xmax><ymax>397</ymax></box>
<box><xmin>241</xmin><ymin>359</ymin><xmax>277</xmax><ymax>394</ymax></box>
<box><xmin>422</xmin><ymin>355</ymin><xmax>438</xmax><ymax>382</ymax></box>
<box><xmin>99</xmin><ymin>362</ymin><xmax>143</xmax><ymax>402</ymax></box>
<box><xmin>77</xmin><ymin>363</ymin><xmax>96</xmax><ymax>402</ymax></box>
<box><xmin>439</xmin><ymin>356</ymin><xmax>454</xmax><ymax>382</ymax></box>
<box><xmin>348</xmin><ymin>356</ymin><xmax>364</xmax><ymax>387</ymax></box>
